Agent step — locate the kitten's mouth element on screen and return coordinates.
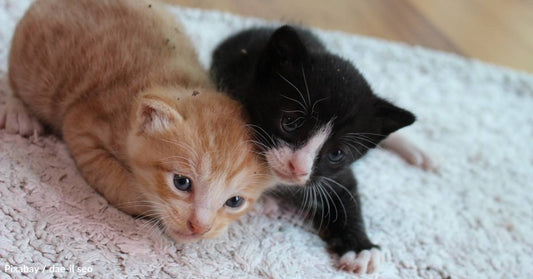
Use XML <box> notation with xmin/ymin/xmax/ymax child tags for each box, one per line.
<box><xmin>169</xmin><ymin>230</ymin><xmax>202</xmax><ymax>243</ymax></box>
<box><xmin>273</xmin><ymin>169</ymin><xmax>308</xmax><ymax>186</ymax></box>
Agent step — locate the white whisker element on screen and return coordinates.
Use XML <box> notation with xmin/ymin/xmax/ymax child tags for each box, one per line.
<box><xmin>301</xmin><ymin>65</ymin><xmax>312</xmax><ymax>108</ymax></box>
<box><xmin>281</xmin><ymin>94</ymin><xmax>308</xmax><ymax>112</ymax></box>
<box><xmin>311</xmin><ymin>97</ymin><xmax>328</xmax><ymax>115</ymax></box>
<box><xmin>321</xmin><ymin>177</ymin><xmax>352</xmax><ymax>226</ymax></box>
<box><xmin>278</xmin><ymin>72</ymin><xmax>309</xmax><ymax>110</ymax></box>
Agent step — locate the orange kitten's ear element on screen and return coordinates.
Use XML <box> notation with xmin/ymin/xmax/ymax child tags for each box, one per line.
<box><xmin>136</xmin><ymin>97</ymin><xmax>183</xmax><ymax>133</ymax></box>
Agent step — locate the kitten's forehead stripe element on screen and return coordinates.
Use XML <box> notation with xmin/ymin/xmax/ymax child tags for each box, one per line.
<box><xmin>225</xmin><ymin>149</ymin><xmax>250</xmax><ymax>185</ymax></box>
<box><xmin>295</xmin><ymin>122</ymin><xmax>332</xmax><ymax>156</ymax></box>
<box><xmin>265</xmin><ymin>122</ymin><xmax>333</xmax><ymax>185</ymax></box>
<box><xmin>294</xmin><ymin>122</ymin><xmax>332</xmax><ymax>166</ymax></box>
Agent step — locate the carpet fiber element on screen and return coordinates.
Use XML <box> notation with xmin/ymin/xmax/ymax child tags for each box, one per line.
<box><xmin>1</xmin><ymin>1</ymin><xmax>532</xmax><ymax>278</ymax></box>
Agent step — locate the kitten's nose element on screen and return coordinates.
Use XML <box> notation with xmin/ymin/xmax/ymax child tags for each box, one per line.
<box><xmin>187</xmin><ymin>218</ymin><xmax>211</xmax><ymax>235</ymax></box>
<box><xmin>288</xmin><ymin>160</ymin><xmax>308</xmax><ymax>177</ymax></box>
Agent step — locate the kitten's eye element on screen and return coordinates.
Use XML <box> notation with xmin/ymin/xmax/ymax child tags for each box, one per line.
<box><xmin>173</xmin><ymin>174</ymin><xmax>192</xmax><ymax>191</ymax></box>
<box><xmin>281</xmin><ymin>114</ymin><xmax>305</xmax><ymax>133</ymax></box>
<box><xmin>225</xmin><ymin>196</ymin><xmax>245</xmax><ymax>208</ymax></box>
<box><xmin>328</xmin><ymin>149</ymin><xmax>345</xmax><ymax>163</ymax></box>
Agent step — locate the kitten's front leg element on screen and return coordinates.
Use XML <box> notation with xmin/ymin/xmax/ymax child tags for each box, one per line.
<box><xmin>62</xmin><ymin>119</ymin><xmax>147</xmax><ymax>216</ymax></box>
<box><xmin>381</xmin><ymin>132</ymin><xmax>436</xmax><ymax>171</ymax></box>
<box><xmin>0</xmin><ymin>90</ymin><xmax>43</xmax><ymax>136</ymax></box>
<box><xmin>316</xmin><ymin>169</ymin><xmax>383</xmax><ymax>274</ymax></box>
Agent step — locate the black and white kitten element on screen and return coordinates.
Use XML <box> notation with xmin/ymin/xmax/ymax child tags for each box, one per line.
<box><xmin>210</xmin><ymin>25</ymin><xmax>417</xmax><ymax>274</ymax></box>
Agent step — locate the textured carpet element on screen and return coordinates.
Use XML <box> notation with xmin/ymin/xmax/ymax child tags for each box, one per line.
<box><xmin>1</xmin><ymin>1</ymin><xmax>533</xmax><ymax>278</ymax></box>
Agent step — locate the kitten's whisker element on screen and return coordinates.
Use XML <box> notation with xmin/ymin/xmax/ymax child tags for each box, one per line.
<box><xmin>249</xmin><ymin>128</ymin><xmax>273</xmax><ymax>146</ymax></box>
<box><xmin>312</xmin><ymin>185</ymin><xmax>320</xmax><ymax>225</ymax></box>
<box><xmin>250</xmin><ymin>150</ymin><xmax>266</xmax><ymax>157</ymax></box>
<box><xmin>313</xmin><ymin>182</ymin><xmax>326</xmax><ymax>231</ymax></box>
<box><xmin>246</xmin><ymin>124</ymin><xmax>276</xmax><ymax>146</ymax></box>
<box><xmin>136</xmin><ymin>210</ymin><xmax>161</xmax><ymax>219</ymax></box>
<box><xmin>318</xmin><ymin>180</ymin><xmax>337</xmax><ymax>224</ymax></box>
<box><xmin>134</xmin><ymin>202</ymin><xmax>165</xmax><ymax>217</ymax></box>
<box><xmin>322</xmin><ymin>176</ymin><xmax>358</xmax><ymax>207</ymax></box>
<box><xmin>146</xmin><ymin>218</ymin><xmax>165</xmax><ymax>236</ymax></box>
<box><xmin>311</xmin><ymin>97</ymin><xmax>328</xmax><ymax>115</ymax></box>
<box><xmin>139</xmin><ymin>215</ymin><xmax>162</xmax><ymax>234</ymax></box>
<box><xmin>343</xmin><ymin>138</ymin><xmax>372</xmax><ymax>151</ymax></box>
<box><xmin>137</xmin><ymin>215</ymin><xmax>163</xmax><ymax>232</ymax></box>
<box><xmin>115</xmin><ymin>198</ymin><xmax>162</xmax><ymax>210</ymax></box>
<box><xmin>351</xmin><ymin>133</ymin><xmax>378</xmax><ymax>141</ymax></box>
<box><xmin>116</xmin><ymin>200</ymin><xmax>154</xmax><ymax>207</ymax></box>
<box><xmin>298</xmin><ymin>187</ymin><xmax>307</xmax><ymax>219</ymax></box>
<box><xmin>343</xmin><ymin>135</ymin><xmax>382</xmax><ymax>151</ymax></box>
<box><xmin>301</xmin><ymin>65</ymin><xmax>312</xmax><ymax>108</ymax></box>
<box><xmin>308</xmin><ymin>183</ymin><xmax>320</xmax><ymax>229</ymax></box>
<box><xmin>346</xmin><ymin>132</ymin><xmax>389</xmax><ymax>137</ymax></box>
<box><xmin>144</xmin><ymin>194</ymin><xmax>171</xmax><ymax>211</ymax></box>
<box><xmin>281</xmin><ymin>94</ymin><xmax>308</xmax><ymax>113</ymax></box>
<box><xmin>348</xmin><ymin>134</ymin><xmax>388</xmax><ymax>151</ymax></box>
<box><xmin>282</xmin><ymin>109</ymin><xmax>306</xmax><ymax>114</ymax></box>
<box><xmin>343</xmin><ymin>138</ymin><xmax>380</xmax><ymax>154</ymax></box>
<box><xmin>343</xmin><ymin>134</ymin><xmax>380</xmax><ymax>145</ymax></box>
<box><xmin>315</xmin><ymin>183</ymin><xmax>329</xmax><ymax>227</ymax></box>
<box><xmin>308</xmin><ymin>187</ymin><xmax>316</xmax><ymax>221</ymax></box>
<box><xmin>300</xmin><ymin>187</ymin><xmax>311</xmax><ymax>220</ymax></box>
<box><xmin>248</xmin><ymin>139</ymin><xmax>269</xmax><ymax>151</ymax></box>
<box><xmin>277</xmin><ymin>72</ymin><xmax>309</xmax><ymax>110</ymax></box>
<box><xmin>343</xmin><ymin>142</ymin><xmax>356</xmax><ymax>158</ymax></box>
<box><xmin>323</xmin><ymin>179</ymin><xmax>348</xmax><ymax>228</ymax></box>
<box><xmin>342</xmin><ymin>141</ymin><xmax>365</xmax><ymax>157</ymax></box>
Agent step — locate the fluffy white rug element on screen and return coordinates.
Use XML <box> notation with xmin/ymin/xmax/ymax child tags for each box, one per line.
<box><xmin>1</xmin><ymin>1</ymin><xmax>532</xmax><ymax>278</ymax></box>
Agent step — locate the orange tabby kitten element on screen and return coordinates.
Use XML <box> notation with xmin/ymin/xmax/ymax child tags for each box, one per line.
<box><xmin>2</xmin><ymin>0</ymin><xmax>272</xmax><ymax>243</ymax></box>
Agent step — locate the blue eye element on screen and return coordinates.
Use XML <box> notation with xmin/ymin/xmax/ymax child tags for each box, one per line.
<box><xmin>173</xmin><ymin>175</ymin><xmax>192</xmax><ymax>191</ymax></box>
<box><xmin>328</xmin><ymin>149</ymin><xmax>345</xmax><ymax>163</ymax></box>
<box><xmin>225</xmin><ymin>196</ymin><xmax>244</xmax><ymax>208</ymax></box>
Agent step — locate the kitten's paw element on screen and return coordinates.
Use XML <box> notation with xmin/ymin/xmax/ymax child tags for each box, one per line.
<box><xmin>397</xmin><ymin>142</ymin><xmax>437</xmax><ymax>172</ymax></box>
<box><xmin>381</xmin><ymin>134</ymin><xmax>438</xmax><ymax>172</ymax></box>
<box><xmin>338</xmin><ymin>248</ymin><xmax>383</xmax><ymax>274</ymax></box>
<box><xmin>0</xmin><ymin>96</ymin><xmax>43</xmax><ymax>136</ymax></box>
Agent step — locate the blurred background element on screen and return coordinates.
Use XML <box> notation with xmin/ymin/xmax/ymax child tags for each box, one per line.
<box><xmin>164</xmin><ymin>0</ymin><xmax>533</xmax><ymax>74</ymax></box>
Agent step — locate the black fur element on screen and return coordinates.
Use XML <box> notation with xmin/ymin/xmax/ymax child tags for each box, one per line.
<box><xmin>210</xmin><ymin>25</ymin><xmax>415</xmax><ymax>256</ymax></box>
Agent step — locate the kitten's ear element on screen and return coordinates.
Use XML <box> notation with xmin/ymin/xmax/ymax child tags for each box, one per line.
<box><xmin>136</xmin><ymin>97</ymin><xmax>183</xmax><ymax>134</ymax></box>
<box><xmin>262</xmin><ymin>25</ymin><xmax>307</xmax><ymax>71</ymax></box>
<box><xmin>374</xmin><ymin>98</ymin><xmax>416</xmax><ymax>135</ymax></box>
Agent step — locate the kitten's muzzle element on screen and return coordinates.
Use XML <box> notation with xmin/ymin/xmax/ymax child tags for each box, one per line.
<box><xmin>288</xmin><ymin>159</ymin><xmax>309</xmax><ymax>177</ymax></box>
<box><xmin>187</xmin><ymin>218</ymin><xmax>212</xmax><ymax>235</ymax></box>
<box><xmin>272</xmin><ymin>168</ymin><xmax>310</xmax><ymax>186</ymax></box>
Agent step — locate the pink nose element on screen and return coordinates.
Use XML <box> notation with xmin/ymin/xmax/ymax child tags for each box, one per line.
<box><xmin>187</xmin><ymin>218</ymin><xmax>211</xmax><ymax>235</ymax></box>
<box><xmin>288</xmin><ymin>160</ymin><xmax>308</xmax><ymax>177</ymax></box>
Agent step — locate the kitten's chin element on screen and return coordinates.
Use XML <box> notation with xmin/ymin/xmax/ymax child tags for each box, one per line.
<box><xmin>167</xmin><ymin>230</ymin><xmax>202</xmax><ymax>244</ymax></box>
<box><xmin>166</xmin><ymin>228</ymin><xmax>223</xmax><ymax>243</ymax></box>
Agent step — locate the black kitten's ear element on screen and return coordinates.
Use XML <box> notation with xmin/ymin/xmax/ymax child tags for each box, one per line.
<box><xmin>262</xmin><ymin>25</ymin><xmax>307</xmax><ymax>71</ymax></box>
<box><xmin>374</xmin><ymin>98</ymin><xmax>416</xmax><ymax>135</ymax></box>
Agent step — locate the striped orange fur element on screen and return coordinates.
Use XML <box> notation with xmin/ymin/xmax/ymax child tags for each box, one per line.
<box><xmin>6</xmin><ymin>0</ymin><xmax>272</xmax><ymax>242</ymax></box>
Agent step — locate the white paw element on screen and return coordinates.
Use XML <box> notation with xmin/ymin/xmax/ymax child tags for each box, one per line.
<box><xmin>338</xmin><ymin>248</ymin><xmax>383</xmax><ymax>274</ymax></box>
<box><xmin>0</xmin><ymin>96</ymin><xmax>43</xmax><ymax>137</ymax></box>
<box><xmin>381</xmin><ymin>134</ymin><xmax>438</xmax><ymax>172</ymax></box>
<box><xmin>398</xmin><ymin>143</ymin><xmax>437</xmax><ymax>172</ymax></box>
